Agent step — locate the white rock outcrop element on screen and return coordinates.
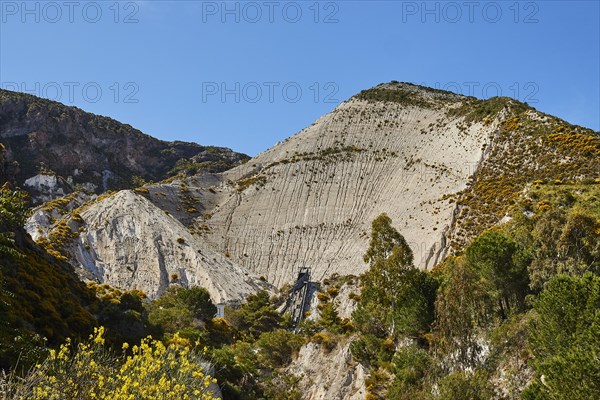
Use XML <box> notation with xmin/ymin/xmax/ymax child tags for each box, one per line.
<box><xmin>24</xmin><ymin>174</ymin><xmax>71</xmax><ymax>203</ymax></box>
<box><xmin>287</xmin><ymin>338</ymin><xmax>366</xmax><ymax>400</ymax></box>
<box><xmin>72</xmin><ymin>190</ymin><xmax>268</xmax><ymax>302</ymax></box>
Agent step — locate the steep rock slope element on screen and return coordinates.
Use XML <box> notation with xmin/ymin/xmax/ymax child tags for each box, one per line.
<box><xmin>0</xmin><ymin>144</ymin><xmax>18</xmax><ymax>184</ymax></box>
<box><xmin>26</xmin><ymin>190</ymin><xmax>268</xmax><ymax>302</ymax></box>
<box><xmin>25</xmin><ymin>82</ymin><xmax>598</xmax><ymax>299</ymax></box>
<box><xmin>175</xmin><ymin>83</ymin><xmax>597</xmax><ymax>288</ymax></box>
<box><xmin>0</xmin><ymin>89</ymin><xmax>248</xmax><ymax>202</ymax></box>
<box><xmin>196</xmin><ymin>83</ymin><xmax>499</xmax><ymax>286</ymax></box>
<box><xmin>287</xmin><ymin>339</ymin><xmax>367</xmax><ymax>400</ymax></box>
<box><xmin>0</xmin><ymin>218</ymin><xmax>97</xmax><ymax>369</ymax></box>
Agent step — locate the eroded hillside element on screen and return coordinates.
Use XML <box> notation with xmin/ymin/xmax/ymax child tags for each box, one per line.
<box><xmin>193</xmin><ymin>83</ymin><xmax>499</xmax><ymax>286</ymax></box>
<box><xmin>183</xmin><ymin>83</ymin><xmax>598</xmax><ymax>288</ymax></box>
<box><xmin>26</xmin><ymin>190</ymin><xmax>269</xmax><ymax>302</ymax></box>
<box><xmin>23</xmin><ymin>82</ymin><xmax>599</xmax><ymax>298</ymax></box>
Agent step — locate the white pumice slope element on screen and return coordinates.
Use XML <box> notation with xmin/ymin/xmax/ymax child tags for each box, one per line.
<box><xmin>199</xmin><ymin>83</ymin><xmax>499</xmax><ymax>286</ymax></box>
<box><xmin>71</xmin><ymin>190</ymin><xmax>268</xmax><ymax>302</ymax></box>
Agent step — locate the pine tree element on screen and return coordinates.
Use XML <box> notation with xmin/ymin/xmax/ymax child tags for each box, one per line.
<box><xmin>353</xmin><ymin>213</ymin><xmax>436</xmax><ymax>339</ymax></box>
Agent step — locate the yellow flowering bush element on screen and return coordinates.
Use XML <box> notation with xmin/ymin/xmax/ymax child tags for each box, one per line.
<box><xmin>3</xmin><ymin>327</ymin><xmax>218</xmax><ymax>400</ymax></box>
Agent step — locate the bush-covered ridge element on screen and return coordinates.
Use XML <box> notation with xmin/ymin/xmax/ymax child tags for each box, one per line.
<box><xmin>353</xmin><ymin>81</ymin><xmax>464</xmax><ymax>109</ymax></box>
<box><xmin>0</xmin><ymin>88</ymin><xmax>249</xmax><ymax>201</ymax></box>
<box><xmin>349</xmin><ymin>186</ymin><xmax>599</xmax><ymax>399</ymax></box>
<box><xmin>446</xmin><ymin>97</ymin><xmax>600</xmax><ymax>251</ymax></box>
<box><xmin>0</xmin><ymin>184</ymin><xmax>97</xmax><ymax>370</ymax></box>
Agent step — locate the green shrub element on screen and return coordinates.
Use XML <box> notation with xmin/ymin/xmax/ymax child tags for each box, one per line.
<box><xmin>466</xmin><ymin>230</ymin><xmax>530</xmax><ymax>317</ymax></box>
<box><xmin>255</xmin><ymin>329</ymin><xmax>304</xmax><ymax>369</ymax></box>
<box><xmin>318</xmin><ymin>302</ymin><xmax>344</xmax><ymax>334</ymax></box>
<box><xmin>525</xmin><ymin>273</ymin><xmax>600</xmax><ymax>399</ymax></box>
<box><xmin>435</xmin><ymin>371</ymin><xmax>492</xmax><ymax>400</ymax></box>
<box><xmin>311</xmin><ymin>332</ymin><xmax>337</xmax><ymax>352</ymax></box>
<box><xmin>225</xmin><ymin>291</ymin><xmax>281</xmax><ymax>340</ymax></box>
<box><xmin>146</xmin><ymin>286</ymin><xmax>217</xmax><ymax>335</ymax></box>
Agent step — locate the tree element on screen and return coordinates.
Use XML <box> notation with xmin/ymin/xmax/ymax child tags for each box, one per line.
<box><xmin>529</xmin><ymin>209</ymin><xmax>566</xmax><ymax>290</ymax></box>
<box><xmin>435</xmin><ymin>371</ymin><xmax>492</xmax><ymax>400</ymax></box>
<box><xmin>146</xmin><ymin>286</ymin><xmax>217</xmax><ymax>334</ymax></box>
<box><xmin>524</xmin><ymin>273</ymin><xmax>600</xmax><ymax>399</ymax></box>
<box><xmin>466</xmin><ymin>230</ymin><xmax>530</xmax><ymax>318</ymax></box>
<box><xmin>255</xmin><ymin>329</ymin><xmax>305</xmax><ymax>369</ymax></box>
<box><xmin>226</xmin><ymin>291</ymin><xmax>282</xmax><ymax>340</ymax></box>
<box><xmin>363</xmin><ymin>213</ymin><xmax>413</xmax><ymax>267</ymax></box>
<box><xmin>210</xmin><ymin>342</ymin><xmax>262</xmax><ymax>400</ymax></box>
<box><xmin>88</xmin><ymin>283</ymin><xmax>152</xmax><ymax>348</ymax></box>
<box><xmin>353</xmin><ymin>213</ymin><xmax>436</xmax><ymax>339</ymax></box>
<box><xmin>386</xmin><ymin>344</ymin><xmax>432</xmax><ymax>399</ymax></box>
<box><xmin>530</xmin><ymin>210</ymin><xmax>600</xmax><ymax>290</ymax></box>
<box><xmin>350</xmin><ymin>332</ymin><xmax>395</xmax><ymax>369</ymax></box>
<box><xmin>318</xmin><ymin>302</ymin><xmax>343</xmax><ymax>333</ymax></box>
<box><xmin>178</xmin><ymin>286</ymin><xmax>217</xmax><ymax>321</ymax></box>
<box><xmin>434</xmin><ymin>256</ymin><xmax>494</xmax><ymax>369</ymax></box>
<box><xmin>557</xmin><ymin>212</ymin><xmax>600</xmax><ymax>269</ymax></box>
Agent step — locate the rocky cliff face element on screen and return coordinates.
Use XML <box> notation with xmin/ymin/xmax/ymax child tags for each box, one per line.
<box><xmin>26</xmin><ymin>190</ymin><xmax>270</xmax><ymax>302</ymax></box>
<box><xmin>24</xmin><ymin>82</ymin><xmax>599</xmax><ymax>300</ymax></box>
<box><xmin>287</xmin><ymin>338</ymin><xmax>367</xmax><ymax>400</ymax></box>
<box><xmin>0</xmin><ymin>144</ymin><xmax>18</xmax><ymax>184</ymax></box>
<box><xmin>191</xmin><ymin>83</ymin><xmax>497</xmax><ymax>286</ymax></box>
<box><xmin>75</xmin><ymin>191</ymin><xmax>270</xmax><ymax>301</ymax></box>
<box><xmin>177</xmin><ymin>82</ymin><xmax>596</xmax><ymax>288</ymax></box>
<box><xmin>0</xmin><ymin>89</ymin><xmax>249</xmax><ymax>203</ymax></box>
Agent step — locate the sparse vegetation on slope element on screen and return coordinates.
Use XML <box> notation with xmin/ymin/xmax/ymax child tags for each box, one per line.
<box><xmin>448</xmin><ymin>99</ymin><xmax>600</xmax><ymax>251</ymax></box>
<box><xmin>0</xmin><ymin>89</ymin><xmax>249</xmax><ymax>202</ymax></box>
<box><xmin>354</xmin><ymin>82</ymin><xmax>461</xmax><ymax>110</ymax></box>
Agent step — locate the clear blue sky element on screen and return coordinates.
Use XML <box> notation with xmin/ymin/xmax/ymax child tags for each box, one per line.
<box><xmin>1</xmin><ymin>1</ymin><xmax>599</xmax><ymax>156</ymax></box>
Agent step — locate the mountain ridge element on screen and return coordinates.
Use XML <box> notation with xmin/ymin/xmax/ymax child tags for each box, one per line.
<box><xmin>0</xmin><ymin>89</ymin><xmax>249</xmax><ymax>203</ymax></box>
<box><xmin>11</xmin><ymin>82</ymin><xmax>600</xmax><ymax>296</ymax></box>
<box><xmin>193</xmin><ymin>82</ymin><xmax>597</xmax><ymax>286</ymax></box>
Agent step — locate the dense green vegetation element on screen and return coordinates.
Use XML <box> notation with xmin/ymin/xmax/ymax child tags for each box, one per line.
<box><xmin>0</xmin><ymin>184</ymin><xmax>97</xmax><ymax>371</ymax></box>
<box><xmin>350</xmin><ymin>183</ymin><xmax>600</xmax><ymax>399</ymax></box>
<box><xmin>1</xmin><ymin>179</ymin><xmax>599</xmax><ymax>398</ymax></box>
<box><xmin>523</xmin><ymin>273</ymin><xmax>600</xmax><ymax>399</ymax></box>
<box><xmin>351</xmin><ymin>213</ymin><xmax>436</xmax><ymax>370</ymax></box>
